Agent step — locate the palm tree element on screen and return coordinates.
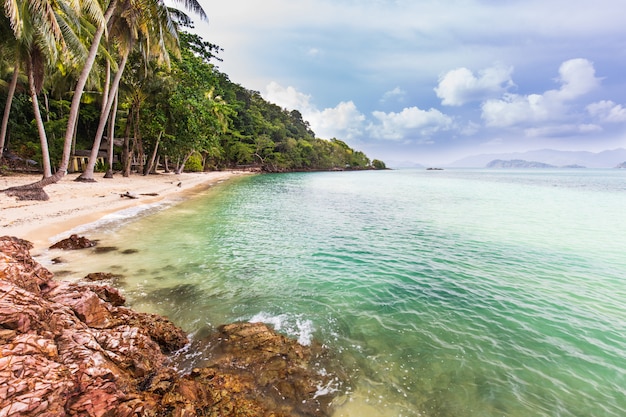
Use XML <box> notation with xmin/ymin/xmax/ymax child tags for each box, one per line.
<box><xmin>77</xmin><ymin>0</ymin><xmax>180</xmax><ymax>181</ymax></box>
<box><xmin>2</xmin><ymin>0</ymin><xmax>204</xmax><ymax>198</ymax></box>
<box><xmin>0</xmin><ymin>15</ymin><xmax>19</xmax><ymax>159</ymax></box>
<box><xmin>57</xmin><ymin>0</ymin><xmax>205</xmax><ymax>182</ymax></box>
<box><xmin>2</xmin><ymin>0</ymin><xmax>71</xmax><ymax>177</ymax></box>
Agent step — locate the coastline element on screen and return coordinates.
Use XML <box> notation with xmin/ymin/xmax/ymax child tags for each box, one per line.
<box><xmin>1</xmin><ymin>170</ymin><xmax>250</xmax><ymax>250</ymax></box>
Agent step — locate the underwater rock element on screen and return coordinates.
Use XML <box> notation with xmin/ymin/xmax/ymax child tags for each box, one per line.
<box><xmin>49</xmin><ymin>234</ymin><xmax>96</xmax><ymax>250</ymax></box>
<box><xmin>0</xmin><ymin>235</ymin><xmax>343</xmax><ymax>416</ymax></box>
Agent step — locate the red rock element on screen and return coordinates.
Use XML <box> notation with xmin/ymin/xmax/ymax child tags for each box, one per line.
<box><xmin>49</xmin><ymin>234</ymin><xmax>96</xmax><ymax>250</ymax></box>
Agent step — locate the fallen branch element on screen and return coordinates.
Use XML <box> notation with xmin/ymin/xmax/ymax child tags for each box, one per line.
<box><xmin>120</xmin><ymin>191</ymin><xmax>138</xmax><ymax>199</ymax></box>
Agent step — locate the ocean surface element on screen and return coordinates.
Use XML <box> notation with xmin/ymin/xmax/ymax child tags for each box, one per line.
<box><xmin>44</xmin><ymin>169</ymin><xmax>626</xmax><ymax>417</ymax></box>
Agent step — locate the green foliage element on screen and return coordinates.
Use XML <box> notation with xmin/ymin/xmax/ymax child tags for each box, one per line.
<box><xmin>372</xmin><ymin>159</ymin><xmax>387</xmax><ymax>170</ymax></box>
<box><xmin>184</xmin><ymin>153</ymin><xmax>203</xmax><ymax>172</ymax></box>
<box><xmin>2</xmin><ymin>27</ymin><xmax>386</xmax><ymax>174</ymax></box>
<box><xmin>95</xmin><ymin>159</ymin><xmax>107</xmax><ymax>172</ymax></box>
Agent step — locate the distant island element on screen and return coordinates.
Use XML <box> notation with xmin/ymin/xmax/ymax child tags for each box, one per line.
<box><xmin>448</xmin><ymin>148</ymin><xmax>626</xmax><ymax>168</ymax></box>
<box><xmin>616</xmin><ymin>161</ymin><xmax>626</xmax><ymax>169</ymax></box>
<box><xmin>486</xmin><ymin>159</ymin><xmax>557</xmax><ymax>168</ymax></box>
<box><xmin>485</xmin><ymin>159</ymin><xmax>588</xmax><ymax>169</ymax></box>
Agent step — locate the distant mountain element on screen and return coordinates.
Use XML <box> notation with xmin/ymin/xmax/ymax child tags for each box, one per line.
<box><xmin>616</xmin><ymin>161</ymin><xmax>626</xmax><ymax>169</ymax></box>
<box><xmin>486</xmin><ymin>159</ymin><xmax>557</xmax><ymax>168</ymax></box>
<box><xmin>449</xmin><ymin>148</ymin><xmax>626</xmax><ymax>168</ymax></box>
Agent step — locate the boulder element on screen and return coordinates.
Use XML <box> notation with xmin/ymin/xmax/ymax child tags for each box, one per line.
<box><xmin>49</xmin><ymin>234</ymin><xmax>96</xmax><ymax>250</ymax></box>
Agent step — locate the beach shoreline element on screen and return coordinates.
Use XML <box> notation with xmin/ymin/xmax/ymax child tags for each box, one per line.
<box><xmin>1</xmin><ymin>170</ymin><xmax>250</xmax><ymax>251</ymax></box>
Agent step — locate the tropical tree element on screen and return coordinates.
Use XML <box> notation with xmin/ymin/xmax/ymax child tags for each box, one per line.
<box><xmin>1</xmin><ymin>0</ymin><xmax>103</xmax><ymax>184</ymax></box>
<box><xmin>0</xmin><ymin>14</ymin><xmax>19</xmax><ymax>160</ymax></box>
<box><xmin>77</xmin><ymin>0</ymin><xmax>180</xmax><ymax>181</ymax></box>
<box><xmin>2</xmin><ymin>0</ymin><xmax>84</xmax><ymax>177</ymax></box>
<box><xmin>3</xmin><ymin>0</ymin><xmax>205</xmax><ymax>198</ymax></box>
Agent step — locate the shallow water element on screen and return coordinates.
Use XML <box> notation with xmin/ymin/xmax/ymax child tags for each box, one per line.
<box><xmin>43</xmin><ymin>169</ymin><xmax>626</xmax><ymax>417</ymax></box>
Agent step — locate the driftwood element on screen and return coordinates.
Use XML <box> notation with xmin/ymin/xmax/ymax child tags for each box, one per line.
<box><xmin>120</xmin><ymin>191</ymin><xmax>138</xmax><ymax>199</ymax></box>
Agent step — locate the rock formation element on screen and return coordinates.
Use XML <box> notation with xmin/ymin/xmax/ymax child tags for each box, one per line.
<box><xmin>49</xmin><ymin>234</ymin><xmax>97</xmax><ymax>250</ymax></box>
<box><xmin>0</xmin><ymin>235</ymin><xmax>343</xmax><ymax>416</ymax></box>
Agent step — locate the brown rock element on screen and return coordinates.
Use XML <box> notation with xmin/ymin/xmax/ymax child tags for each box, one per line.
<box><xmin>0</xmin><ymin>236</ymin><xmax>54</xmax><ymax>293</ymax></box>
<box><xmin>49</xmin><ymin>234</ymin><xmax>96</xmax><ymax>250</ymax></box>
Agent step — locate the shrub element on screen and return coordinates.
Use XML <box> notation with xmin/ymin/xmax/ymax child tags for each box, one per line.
<box><xmin>184</xmin><ymin>153</ymin><xmax>203</xmax><ymax>172</ymax></box>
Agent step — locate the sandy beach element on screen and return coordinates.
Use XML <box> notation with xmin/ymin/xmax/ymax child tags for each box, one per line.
<box><xmin>1</xmin><ymin>170</ymin><xmax>249</xmax><ymax>250</ymax></box>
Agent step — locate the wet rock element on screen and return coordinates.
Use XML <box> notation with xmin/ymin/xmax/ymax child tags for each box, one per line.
<box><xmin>84</xmin><ymin>272</ymin><xmax>118</xmax><ymax>281</ymax></box>
<box><xmin>203</xmin><ymin>322</ymin><xmax>343</xmax><ymax>416</ymax></box>
<box><xmin>94</xmin><ymin>246</ymin><xmax>118</xmax><ymax>254</ymax></box>
<box><xmin>0</xmin><ymin>236</ymin><xmax>54</xmax><ymax>293</ymax></box>
<box><xmin>49</xmin><ymin>234</ymin><xmax>96</xmax><ymax>250</ymax></box>
<box><xmin>88</xmin><ymin>284</ymin><xmax>126</xmax><ymax>306</ymax></box>
<box><xmin>0</xmin><ymin>235</ymin><xmax>345</xmax><ymax>416</ymax></box>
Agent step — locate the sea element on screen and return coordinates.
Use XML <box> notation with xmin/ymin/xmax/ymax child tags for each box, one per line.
<box><xmin>43</xmin><ymin>168</ymin><xmax>626</xmax><ymax>417</ymax></box>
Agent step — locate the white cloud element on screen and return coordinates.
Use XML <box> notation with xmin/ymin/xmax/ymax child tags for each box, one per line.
<box><xmin>263</xmin><ymin>82</ymin><xmax>366</xmax><ymax>140</ymax></box>
<box><xmin>367</xmin><ymin>107</ymin><xmax>453</xmax><ymax>141</ymax></box>
<box><xmin>481</xmin><ymin>59</ymin><xmax>601</xmax><ymax>128</ymax></box>
<box><xmin>481</xmin><ymin>93</ymin><xmax>555</xmax><ymax>127</ymax></box>
<box><xmin>380</xmin><ymin>87</ymin><xmax>407</xmax><ymax>103</ymax></box>
<box><xmin>587</xmin><ymin>100</ymin><xmax>626</xmax><ymax>123</ymax></box>
<box><xmin>264</xmin><ymin>82</ymin><xmax>455</xmax><ymax>143</ymax></box>
<box><xmin>551</xmin><ymin>58</ymin><xmax>601</xmax><ymax>101</ymax></box>
<box><xmin>265</xmin><ymin>81</ymin><xmax>313</xmax><ymax>112</ymax></box>
<box><xmin>308</xmin><ymin>101</ymin><xmax>367</xmax><ymax>140</ymax></box>
<box><xmin>435</xmin><ymin>64</ymin><xmax>514</xmax><ymax>106</ymax></box>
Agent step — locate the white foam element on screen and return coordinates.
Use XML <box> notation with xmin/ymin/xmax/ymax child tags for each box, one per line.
<box><xmin>48</xmin><ymin>201</ymin><xmax>170</xmax><ymax>244</ymax></box>
<box><xmin>248</xmin><ymin>312</ymin><xmax>315</xmax><ymax>346</ymax></box>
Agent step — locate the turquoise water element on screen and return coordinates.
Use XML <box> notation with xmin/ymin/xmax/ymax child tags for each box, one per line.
<box><xmin>45</xmin><ymin>169</ymin><xmax>626</xmax><ymax>417</ymax></box>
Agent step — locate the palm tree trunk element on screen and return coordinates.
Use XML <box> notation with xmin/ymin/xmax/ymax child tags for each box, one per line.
<box><xmin>132</xmin><ymin>100</ymin><xmax>145</xmax><ymax>174</ymax></box>
<box><xmin>27</xmin><ymin>61</ymin><xmax>52</xmax><ymax>178</ymax></box>
<box><xmin>77</xmin><ymin>50</ymin><xmax>129</xmax><ymax>181</ymax></box>
<box><xmin>0</xmin><ymin>63</ymin><xmax>19</xmax><ymax>159</ymax></box>
<box><xmin>144</xmin><ymin>130</ymin><xmax>162</xmax><ymax>175</ymax></box>
<box><xmin>104</xmin><ymin>91</ymin><xmax>119</xmax><ymax>178</ymax></box>
<box><xmin>53</xmin><ymin>0</ymin><xmax>118</xmax><ymax>180</ymax></box>
<box><xmin>122</xmin><ymin>109</ymin><xmax>133</xmax><ymax>177</ymax></box>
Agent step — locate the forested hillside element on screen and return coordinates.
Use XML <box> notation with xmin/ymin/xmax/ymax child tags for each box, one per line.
<box><xmin>0</xmin><ymin>3</ymin><xmax>385</xmax><ymax>180</ymax></box>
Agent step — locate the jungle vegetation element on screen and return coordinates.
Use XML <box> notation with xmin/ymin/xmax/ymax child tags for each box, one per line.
<box><xmin>0</xmin><ymin>0</ymin><xmax>386</xmax><ymax>191</ymax></box>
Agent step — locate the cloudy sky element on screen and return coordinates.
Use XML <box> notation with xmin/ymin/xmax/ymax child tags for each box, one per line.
<box><xmin>193</xmin><ymin>0</ymin><xmax>626</xmax><ymax>165</ymax></box>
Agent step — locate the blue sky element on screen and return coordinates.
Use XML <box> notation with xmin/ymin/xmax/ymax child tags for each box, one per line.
<box><xmin>194</xmin><ymin>0</ymin><xmax>626</xmax><ymax>165</ymax></box>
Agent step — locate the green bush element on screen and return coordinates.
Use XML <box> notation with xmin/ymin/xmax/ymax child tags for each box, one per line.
<box><xmin>184</xmin><ymin>153</ymin><xmax>203</xmax><ymax>172</ymax></box>
<box><xmin>372</xmin><ymin>159</ymin><xmax>387</xmax><ymax>170</ymax></box>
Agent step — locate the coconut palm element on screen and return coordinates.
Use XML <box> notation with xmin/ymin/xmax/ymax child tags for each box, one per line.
<box><xmin>58</xmin><ymin>0</ymin><xmax>205</xmax><ymax>182</ymax></box>
<box><xmin>1</xmin><ymin>0</ymin><xmax>100</xmax><ymax>174</ymax></box>
<box><xmin>0</xmin><ymin>15</ymin><xmax>19</xmax><ymax>160</ymax></box>
<box><xmin>3</xmin><ymin>0</ymin><xmax>203</xmax><ymax>198</ymax></box>
<box><xmin>76</xmin><ymin>0</ymin><xmax>181</xmax><ymax>181</ymax></box>
<box><xmin>2</xmin><ymin>0</ymin><xmax>68</xmax><ymax>177</ymax></box>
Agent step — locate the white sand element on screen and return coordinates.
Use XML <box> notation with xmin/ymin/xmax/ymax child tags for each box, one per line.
<box><xmin>1</xmin><ymin>171</ymin><xmax>250</xmax><ymax>250</ymax></box>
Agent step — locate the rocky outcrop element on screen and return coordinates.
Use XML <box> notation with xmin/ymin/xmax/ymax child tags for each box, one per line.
<box><xmin>49</xmin><ymin>234</ymin><xmax>97</xmax><ymax>250</ymax></box>
<box><xmin>0</xmin><ymin>236</ymin><xmax>343</xmax><ymax>416</ymax></box>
